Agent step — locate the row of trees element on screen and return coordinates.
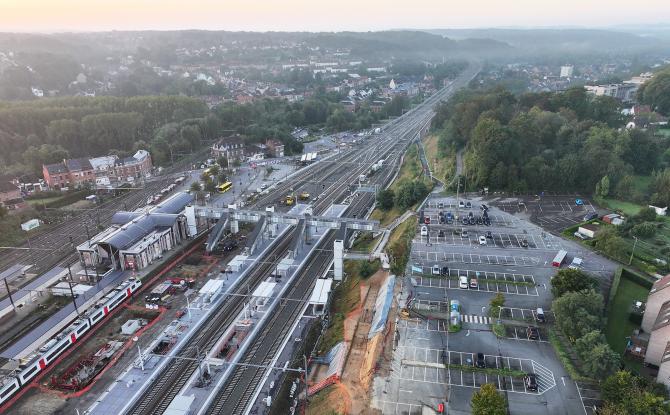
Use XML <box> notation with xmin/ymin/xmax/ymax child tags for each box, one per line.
<box><xmin>432</xmin><ymin>87</ymin><xmax>668</xmax><ymax>194</ymax></box>
<box><xmin>550</xmin><ymin>269</ymin><xmax>620</xmax><ymax>378</ymax></box>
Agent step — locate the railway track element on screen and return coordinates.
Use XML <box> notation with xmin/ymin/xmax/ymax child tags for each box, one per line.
<box><xmin>199</xmin><ymin>66</ymin><xmax>480</xmax><ymax>415</ymax></box>
<box><xmin>125</xmin><ymin>65</ymin><xmax>479</xmax><ymax>415</ymax></box>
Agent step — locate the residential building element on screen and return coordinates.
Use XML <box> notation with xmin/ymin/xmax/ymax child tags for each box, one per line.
<box><xmin>211</xmin><ymin>135</ymin><xmax>247</xmax><ymax>165</ymax></box>
<box><xmin>560</xmin><ymin>65</ymin><xmax>574</xmax><ymax>78</ymax></box>
<box><xmin>584</xmin><ymin>83</ymin><xmax>637</xmax><ymax>103</ymax></box>
<box><xmin>645</xmin><ymin>299</ymin><xmax>670</xmax><ymax>366</ymax></box>
<box><xmin>0</xmin><ymin>180</ymin><xmax>25</xmax><ymax>211</ymax></box>
<box><xmin>265</xmin><ymin>139</ymin><xmax>285</xmax><ymax>158</ymax></box>
<box><xmin>43</xmin><ymin>151</ymin><xmax>152</xmax><ymax>189</ymax></box>
<box><xmin>43</xmin><ymin>158</ymin><xmax>95</xmax><ymax>189</ymax></box>
<box><xmin>642</xmin><ymin>274</ymin><xmax>670</xmax><ymax>332</ymax></box>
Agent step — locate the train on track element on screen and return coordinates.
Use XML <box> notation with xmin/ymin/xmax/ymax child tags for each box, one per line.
<box><xmin>0</xmin><ymin>277</ymin><xmax>142</xmax><ymax>406</ymax></box>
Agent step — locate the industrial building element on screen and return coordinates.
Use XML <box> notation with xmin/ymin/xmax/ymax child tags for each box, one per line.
<box><xmin>76</xmin><ymin>192</ymin><xmax>195</xmax><ymax>272</ymax></box>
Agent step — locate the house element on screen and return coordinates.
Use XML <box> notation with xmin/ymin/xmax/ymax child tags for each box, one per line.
<box><xmin>211</xmin><ymin>135</ymin><xmax>246</xmax><ymax>165</ymax></box>
<box><xmin>43</xmin><ymin>158</ymin><xmax>95</xmax><ymax>189</ymax></box>
<box><xmin>656</xmin><ymin>342</ymin><xmax>670</xmax><ymax>389</ymax></box>
<box><xmin>642</xmin><ymin>274</ymin><xmax>670</xmax><ymax>332</ymax></box>
<box><xmin>645</xmin><ymin>299</ymin><xmax>670</xmax><ymax>366</ymax></box>
<box><xmin>265</xmin><ymin>139</ymin><xmax>285</xmax><ymax>158</ymax></box>
<box><xmin>113</xmin><ymin>150</ymin><xmax>153</xmax><ymax>181</ymax></box>
<box><xmin>0</xmin><ymin>180</ymin><xmax>25</xmax><ymax>211</ymax></box>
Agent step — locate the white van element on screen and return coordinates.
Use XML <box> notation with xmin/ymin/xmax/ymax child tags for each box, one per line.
<box><xmin>420</xmin><ymin>226</ymin><xmax>428</xmax><ymax>236</ymax></box>
<box><xmin>432</xmin><ymin>264</ymin><xmax>441</xmax><ymax>275</ymax></box>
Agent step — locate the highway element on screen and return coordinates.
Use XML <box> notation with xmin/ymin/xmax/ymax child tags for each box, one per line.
<box><xmin>124</xmin><ymin>64</ymin><xmax>479</xmax><ymax>415</ymax></box>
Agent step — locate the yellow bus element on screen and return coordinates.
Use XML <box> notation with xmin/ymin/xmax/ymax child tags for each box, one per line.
<box><xmin>217</xmin><ymin>182</ymin><xmax>233</xmax><ymax>193</ymax></box>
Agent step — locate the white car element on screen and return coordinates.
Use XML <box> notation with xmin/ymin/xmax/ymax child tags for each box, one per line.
<box><xmin>459</xmin><ymin>276</ymin><xmax>469</xmax><ymax>289</ymax></box>
<box><xmin>478</xmin><ymin>236</ymin><xmax>487</xmax><ymax>245</ymax></box>
<box><xmin>420</xmin><ymin>225</ymin><xmax>428</xmax><ymax>236</ymax></box>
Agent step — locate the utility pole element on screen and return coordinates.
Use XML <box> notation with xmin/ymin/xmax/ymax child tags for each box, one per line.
<box><xmin>629</xmin><ymin>236</ymin><xmax>638</xmax><ymax>265</ymax></box>
<box><xmin>3</xmin><ymin>277</ymin><xmax>14</xmax><ymax>310</ymax></box>
<box><xmin>67</xmin><ymin>264</ymin><xmax>79</xmax><ymax>315</ymax></box>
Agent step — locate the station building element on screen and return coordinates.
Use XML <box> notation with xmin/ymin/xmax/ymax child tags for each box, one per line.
<box><xmin>77</xmin><ymin>192</ymin><xmax>195</xmax><ymax>272</ymax></box>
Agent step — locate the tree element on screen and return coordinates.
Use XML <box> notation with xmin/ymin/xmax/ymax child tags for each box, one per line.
<box><xmin>550</xmin><ymin>268</ymin><xmax>598</xmax><ymax>298</ymax></box>
<box><xmin>581</xmin><ymin>342</ymin><xmax>620</xmax><ymax>378</ymax></box>
<box><xmin>639</xmin><ymin>68</ymin><xmax>670</xmax><ymax>115</ymax></box>
<box><xmin>471</xmin><ymin>383</ymin><xmax>506</xmax><ymax>415</ymax></box>
<box><xmin>190</xmin><ymin>182</ymin><xmax>202</xmax><ymax>192</ymax></box>
<box><xmin>377</xmin><ymin>189</ymin><xmax>395</xmax><ymax>211</ymax></box>
<box><xmin>632</xmin><ymin>222</ymin><xmax>656</xmax><ymax>238</ymax></box>
<box><xmin>204</xmin><ymin>178</ymin><xmax>217</xmax><ymax>193</ymax></box>
<box><xmin>575</xmin><ymin>330</ymin><xmax>607</xmax><ymax>358</ymax></box>
<box><xmin>602</xmin><ymin>371</ymin><xmax>669</xmax><ymax>415</ymax></box>
<box><xmin>634</xmin><ymin>207</ymin><xmax>657</xmax><ymax>223</ymax></box>
<box><xmin>359</xmin><ymin>261</ymin><xmax>376</xmax><ymax>279</ymax></box>
<box><xmin>217</xmin><ymin>156</ymin><xmax>228</xmax><ymax>169</ymax></box>
<box><xmin>552</xmin><ymin>289</ymin><xmax>604</xmax><ymax>341</ymax></box>
<box><xmin>596</xmin><ymin>175</ymin><xmax>610</xmax><ymax>198</ymax></box>
<box><xmin>595</xmin><ymin>227</ymin><xmax>629</xmax><ymax>262</ymax></box>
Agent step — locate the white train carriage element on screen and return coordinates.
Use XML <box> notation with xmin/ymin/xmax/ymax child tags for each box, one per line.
<box><xmin>0</xmin><ymin>278</ymin><xmax>142</xmax><ymax>406</ymax></box>
<box><xmin>0</xmin><ymin>377</ymin><xmax>20</xmax><ymax>406</ymax></box>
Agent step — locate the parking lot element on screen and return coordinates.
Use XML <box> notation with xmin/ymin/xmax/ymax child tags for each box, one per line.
<box><xmin>415</xmin><ymin>228</ymin><xmax>565</xmax><ymax>250</ymax></box>
<box><xmin>373</xmin><ymin>195</ymin><xmax>616</xmax><ymax>415</ymax></box>
<box><xmin>412</xmin><ymin>250</ymin><xmax>542</xmax><ymax>267</ymax></box>
<box><xmin>411</xmin><ymin>269</ymin><xmax>539</xmax><ymax>296</ymax></box>
<box><xmin>392</xmin><ymin>346</ymin><xmax>556</xmax><ymax>395</ymax></box>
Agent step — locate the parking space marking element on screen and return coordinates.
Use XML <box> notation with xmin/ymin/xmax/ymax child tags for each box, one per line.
<box><xmin>378</xmin><ymin>400</ymin><xmax>423</xmax><ymax>415</ymax></box>
<box><xmin>411</xmin><ymin>251</ymin><xmax>542</xmax><ymax>268</ymax></box>
<box><xmin>410</xmin><ymin>269</ymin><xmax>539</xmax><ymax>297</ymax></box>
<box><xmin>576</xmin><ymin>382</ymin><xmax>602</xmax><ymax>415</ymax></box>
<box><xmin>393</xmin><ymin>346</ymin><xmax>556</xmax><ymax>395</ymax></box>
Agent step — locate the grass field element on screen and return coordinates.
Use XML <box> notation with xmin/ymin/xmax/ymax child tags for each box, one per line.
<box><xmin>605</xmin><ymin>277</ymin><xmax>650</xmax><ymax>354</ymax></box>
<box><xmin>601</xmin><ymin>198</ymin><xmax>644</xmax><ymax>216</ymax></box>
<box><xmin>422</xmin><ymin>134</ymin><xmax>455</xmax><ymax>183</ymax></box>
<box><xmin>317</xmin><ymin>260</ymin><xmax>363</xmax><ymax>354</ymax></box>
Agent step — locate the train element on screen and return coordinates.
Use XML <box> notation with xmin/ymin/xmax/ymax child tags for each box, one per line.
<box><xmin>0</xmin><ymin>277</ymin><xmax>142</xmax><ymax>406</ymax></box>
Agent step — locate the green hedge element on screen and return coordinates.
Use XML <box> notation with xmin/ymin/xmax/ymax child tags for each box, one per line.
<box><xmin>608</xmin><ymin>267</ymin><xmax>623</xmax><ymax>305</ymax></box>
<box><xmin>621</xmin><ymin>267</ymin><xmax>654</xmax><ymax>289</ymax></box>
<box><xmin>40</xmin><ymin>190</ymin><xmax>92</xmax><ymax>209</ymax></box>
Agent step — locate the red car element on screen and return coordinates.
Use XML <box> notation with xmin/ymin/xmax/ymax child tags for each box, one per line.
<box><xmin>424</xmin><ymin>217</ymin><xmax>431</xmax><ymax>224</ymax></box>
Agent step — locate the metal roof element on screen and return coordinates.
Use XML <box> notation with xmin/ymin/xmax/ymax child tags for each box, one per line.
<box><xmin>103</xmin><ymin>213</ymin><xmax>181</xmax><ymax>251</ymax></box>
<box><xmin>151</xmin><ymin>192</ymin><xmax>193</xmax><ymax>214</ymax></box>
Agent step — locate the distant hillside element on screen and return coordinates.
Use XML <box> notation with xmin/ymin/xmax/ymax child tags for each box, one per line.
<box><xmin>424</xmin><ymin>28</ymin><xmax>670</xmax><ymax>56</ymax></box>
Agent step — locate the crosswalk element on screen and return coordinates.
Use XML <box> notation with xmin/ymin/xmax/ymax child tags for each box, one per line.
<box><xmin>461</xmin><ymin>314</ymin><xmax>492</xmax><ymax>324</ymax></box>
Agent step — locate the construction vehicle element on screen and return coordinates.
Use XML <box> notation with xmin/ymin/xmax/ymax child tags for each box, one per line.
<box><xmin>284</xmin><ymin>195</ymin><xmax>295</xmax><ymax>206</ymax></box>
<box><xmin>298</xmin><ymin>192</ymin><xmax>310</xmax><ymax>201</ymax></box>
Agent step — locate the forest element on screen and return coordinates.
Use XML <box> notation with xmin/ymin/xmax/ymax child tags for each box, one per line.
<box><xmin>433</xmin><ymin>86</ymin><xmax>670</xmax><ymax>205</ymax></box>
<box><xmin>0</xmin><ymin>87</ymin><xmax>415</xmax><ymax>178</ymax></box>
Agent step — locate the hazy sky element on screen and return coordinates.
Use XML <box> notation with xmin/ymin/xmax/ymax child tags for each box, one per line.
<box><xmin>0</xmin><ymin>0</ymin><xmax>668</xmax><ymax>32</ymax></box>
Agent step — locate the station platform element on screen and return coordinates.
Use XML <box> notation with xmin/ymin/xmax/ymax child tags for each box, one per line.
<box><xmin>89</xmin><ymin>204</ymin><xmax>346</xmax><ymax>415</ymax></box>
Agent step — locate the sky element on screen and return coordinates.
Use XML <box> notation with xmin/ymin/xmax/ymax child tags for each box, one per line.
<box><xmin>0</xmin><ymin>0</ymin><xmax>668</xmax><ymax>32</ymax></box>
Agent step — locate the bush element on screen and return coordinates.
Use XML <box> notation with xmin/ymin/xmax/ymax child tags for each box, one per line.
<box><xmin>376</xmin><ymin>189</ymin><xmax>395</xmax><ymax>211</ymax></box>
<box><xmin>551</xmin><ymin>268</ymin><xmax>598</xmax><ymax>298</ymax></box>
<box><xmin>634</xmin><ymin>207</ymin><xmax>657</xmax><ymax>223</ymax></box>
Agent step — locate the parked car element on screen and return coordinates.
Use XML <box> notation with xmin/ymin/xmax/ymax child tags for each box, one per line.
<box><xmin>527</xmin><ymin>326</ymin><xmax>540</xmax><ymax>340</ymax></box>
<box><xmin>459</xmin><ymin>201</ymin><xmax>465</xmax><ymax>208</ymax></box>
<box><xmin>465</xmin><ymin>201</ymin><xmax>472</xmax><ymax>209</ymax></box>
<box><xmin>461</xmin><ymin>230</ymin><xmax>468</xmax><ymax>238</ymax></box>
<box><xmin>424</xmin><ymin>216</ymin><xmax>431</xmax><ymax>225</ymax></box>
<box><xmin>446</xmin><ymin>218</ymin><xmax>454</xmax><ymax>224</ymax></box>
<box><xmin>459</xmin><ymin>276</ymin><xmax>469</xmax><ymax>289</ymax></box>
<box><xmin>421</xmin><ymin>226</ymin><xmax>428</xmax><ymax>236</ymax></box>
<box><xmin>432</xmin><ymin>264</ymin><xmax>441</xmax><ymax>275</ymax></box>
<box><xmin>484</xmin><ymin>218</ymin><xmax>491</xmax><ymax>226</ymax></box>
<box><xmin>438</xmin><ymin>230</ymin><xmax>445</xmax><ymax>237</ymax></box>
<box><xmin>583</xmin><ymin>211</ymin><xmax>598</xmax><ymax>221</ymax></box>
<box><xmin>524</xmin><ymin>374</ymin><xmax>538</xmax><ymax>391</ymax></box>
<box><xmin>476</xmin><ymin>217</ymin><xmax>483</xmax><ymax>225</ymax></box>
<box><xmin>520</xmin><ymin>239</ymin><xmax>529</xmax><ymax>248</ymax></box>
<box><xmin>438</xmin><ymin>202</ymin><xmax>444</xmax><ymax>209</ymax></box>
<box><xmin>469</xmin><ymin>277</ymin><xmax>478</xmax><ymax>289</ymax></box>
<box><xmin>462</xmin><ymin>217</ymin><xmax>469</xmax><ymax>225</ymax></box>
<box><xmin>441</xmin><ymin>266</ymin><xmax>449</xmax><ymax>276</ymax></box>
<box><xmin>485</xmin><ymin>231</ymin><xmax>493</xmax><ymax>239</ymax></box>
<box><xmin>573</xmin><ymin>231</ymin><xmax>587</xmax><ymax>240</ymax></box>
<box><xmin>478</xmin><ymin>236</ymin><xmax>487</xmax><ymax>245</ymax></box>
<box><xmin>469</xmin><ymin>217</ymin><xmax>476</xmax><ymax>225</ymax></box>
<box><xmin>536</xmin><ymin>308</ymin><xmax>546</xmax><ymax>323</ymax></box>
<box><xmin>475</xmin><ymin>352</ymin><xmax>486</xmax><ymax>368</ymax></box>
